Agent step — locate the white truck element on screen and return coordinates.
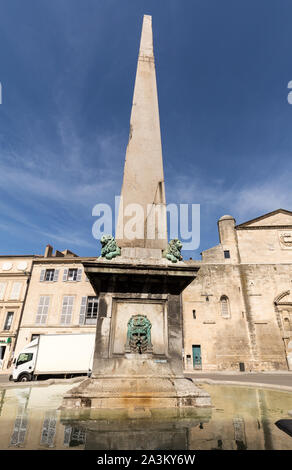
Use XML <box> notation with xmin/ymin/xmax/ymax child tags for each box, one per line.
<box><xmin>11</xmin><ymin>333</ymin><xmax>96</xmax><ymax>382</ymax></box>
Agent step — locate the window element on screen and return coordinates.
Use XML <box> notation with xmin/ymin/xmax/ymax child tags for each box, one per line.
<box><xmin>79</xmin><ymin>296</ymin><xmax>98</xmax><ymax>325</ymax></box>
<box><xmin>220</xmin><ymin>295</ymin><xmax>231</xmax><ymax>319</ymax></box>
<box><xmin>16</xmin><ymin>353</ymin><xmax>33</xmax><ymax>366</ymax></box>
<box><xmin>4</xmin><ymin>312</ymin><xmax>14</xmax><ymax>331</ymax></box>
<box><xmin>63</xmin><ymin>268</ymin><xmax>82</xmax><ymax>282</ymax></box>
<box><xmin>192</xmin><ymin>310</ymin><xmax>196</xmax><ymax>319</ymax></box>
<box><xmin>36</xmin><ymin>296</ymin><xmax>50</xmax><ymax>324</ymax></box>
<box><xmin>224</xmin><ymin>250</ymin><xmax>230</xmax><ymax>259</ymax></box>
<box><xmin>60</xmin><ymin>296</ymin><xmax>74</xmax><ymax>325</ymax></box>
<box><xmin>67</xmin><ymin>269</ymin><xmax>77</xmax><ymax>281</ymax></box>
<box><xmin>85</xmin><ymin>297</ymin><xmax>98</xmax><ymax>324</ymax></box>
<box><xmin>9</xmin><ymin>282</ymin><xmax>22</xmax><ymax>300</ymax></box>
<box><xmin>45</xmin><ymin>269</ymin><xmax>55</xmax><ymax>281</ymax></box>
<box><xmin>40</xmin><ymin>269</ymin><xmax>59</xmax><ymax>282</ymax></box>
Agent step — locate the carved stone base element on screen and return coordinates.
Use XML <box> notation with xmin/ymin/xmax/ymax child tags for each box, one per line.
<box><xmin>61</xmin><ymin>376</ymin><xmax>211</xmax><ymax>410</ymax></box>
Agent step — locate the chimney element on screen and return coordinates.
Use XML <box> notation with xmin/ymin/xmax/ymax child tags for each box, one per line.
<box><xmin>44</xmin><ymin>244</ymin><xmax>53</xmax><ymax>258</ymax></box>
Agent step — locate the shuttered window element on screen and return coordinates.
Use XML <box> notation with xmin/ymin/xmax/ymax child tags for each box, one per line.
<box><xmin>60</xmin><ymin>296</ymin><xmax>74</xmax><ymax>325</ymax></box>
<box><xmin>63</xmin><ymin>268</ymin><xmax>82</xmax><ymax>282</ymax></box>
<box><xmin>78</xmin><ymin>297</ymin><xmax>98</xmax><ymax>325</ymax></box>
<box><xmin>36</xmin><ymin>296</ymin><xmax>50</xmax><ymax>324</ymax></box>
<box><xmin>10</xmin><ymin>282</ymin><xmax>22</xmax><ymax>300</ymax></box>
<box><xmin>0</xmin><ymin>282</ymin><xmax>6</xmax><ymax>300</ymax></box>
<box><xmin>85</xmin><ymin>297</ymin><xmax>98</xmax><ymax>325</ymax></box>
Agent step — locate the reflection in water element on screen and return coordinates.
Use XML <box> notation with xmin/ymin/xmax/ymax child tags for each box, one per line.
<box><xmin>40</xmin><ymin>411</ymin><xmax>57</xmax><ymax>448</ymax></box>
<box><xmin>0</xmin><ymin>383</ymin><xmax>291</xmax><ymax>449</ymax></box>
<box><xmin>10</xmin><ymin>405</ymin><xmax>28</xmax><ymax>447</ymax></box>
<box><xmin>63</xmin><ymin>426</ymin><xmax>86</xmax><ymax>448</ymax></box>
<box><xmin>232</xmin><ymin>417</ymin><xmax>247</xmax><ymax>450</ymax></box>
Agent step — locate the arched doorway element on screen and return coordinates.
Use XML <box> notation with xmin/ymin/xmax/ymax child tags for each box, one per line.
<box><xmin>274</xmin><ymin>291</ymin><xmax>292</xmax><ymax>370</ymax></box>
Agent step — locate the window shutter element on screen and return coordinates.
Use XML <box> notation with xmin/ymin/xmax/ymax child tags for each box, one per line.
<box><xmin>10</xmin><ymin>282</ymin><xmax>22</xmax><ymax>300</ymax></box>
<box><xmin>60</xmin><ymin>296</ymin><xmax>74</xmax><ymax>325</ymax></box>
<box><xmin>0</xmin><ymin>282</ymin><xmax>6</xmax><ymax>300</ymax></box>
<box><xmin>62</xmin><ymin>269</ymin><xmax>68</xmax><ymax>282</ymax></box>
<box><xmin>40</xmin><ymin>269</ymin><xmax>45</xmax><ymax>282</ymax></box>
<box><xmin>53</xmin><ymin>269</ymin><xmax>59</xmax><ymax>282</ymax></box>
<box><xmin>79</xmin><ymin>297</ymin><xmax>87</xmax><ymax>325</ymax></box>
<box><xmin>36</xmin><ymin>296</ymin><xmax>50</xmax><ymax>325</ymax></box>
<box><xmin>76</xmin><ymin>268</ymin><xmax>82</xmax><ymax>282</ymax></box>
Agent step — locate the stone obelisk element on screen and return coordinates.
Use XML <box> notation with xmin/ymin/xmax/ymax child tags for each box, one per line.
<box><xmin>116</xmin><ymin>15</ymin><xmax>167</xmax><ymax>254</ymax></box>
<box><xmin>62</xmin><ymin>15</ymin><xmax>211</xmax><ymax>412</ymax></box>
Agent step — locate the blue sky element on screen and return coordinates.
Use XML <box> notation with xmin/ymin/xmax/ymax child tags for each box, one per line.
<box><xmin>0</xmin><ymin>0</ymin><xmax>292</xmax><ymax>259</ymax></box>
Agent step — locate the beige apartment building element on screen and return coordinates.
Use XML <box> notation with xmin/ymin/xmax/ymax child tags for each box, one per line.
<box><xmin>14</xmin><ymin>245</ymin><xmax>98</xmax><ymax>358</ymax></box>
<box><xmin>183</xmin><ymin>209</ymin><xmax>292</xmax><ymax>372</ymax></box>
<box><xmin>0</xmin><ymin>255</ymin><xmax>39</xmax><ymax>370</ymax></box>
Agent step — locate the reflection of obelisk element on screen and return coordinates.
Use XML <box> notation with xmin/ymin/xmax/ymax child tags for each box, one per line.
<box><xmin>116</xmin><ymin>15</ymin><xmax>167</xmax><ymax>253</ymax></box>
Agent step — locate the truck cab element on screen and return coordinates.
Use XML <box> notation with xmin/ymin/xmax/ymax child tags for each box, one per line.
<box><xmin>11</xmin><ymin>339</ymin><xmax>38</xmax><ymax>382</ymax></box>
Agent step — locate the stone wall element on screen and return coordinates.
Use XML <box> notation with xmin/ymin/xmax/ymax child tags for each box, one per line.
<box><xmin>183</xmin><ymin>210</ymin><xmax>292</xmax><ymax>372</ymax></box>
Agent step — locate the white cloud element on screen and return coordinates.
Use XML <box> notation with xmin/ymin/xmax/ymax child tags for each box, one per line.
<box><xmin>167</xmin><ymin>168</ymin><xmax>292</xmax><ymax>224</ymax></box>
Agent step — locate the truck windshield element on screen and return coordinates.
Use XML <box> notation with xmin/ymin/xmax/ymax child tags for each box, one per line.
<box><xmin>16</xmin><ymin>353</ymin><xmax>33</xmax><ymax>366</ymax></box>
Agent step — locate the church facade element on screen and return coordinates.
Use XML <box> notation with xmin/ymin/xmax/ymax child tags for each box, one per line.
<box><xmin>183</xmin><ymin>209</ymin><xmax>292</xmax><ymax>372</ymax></box>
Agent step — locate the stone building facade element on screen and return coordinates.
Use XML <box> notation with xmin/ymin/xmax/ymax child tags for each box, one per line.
<box><xmin>183</xmin><ymin>209</ymin><xmax>292</xmax><ymax>372</ymax></box>
<box><xmin>0</xmin><ymin>255</ymin><xmax>38</xmax><ymax>370</ymax></box>
<box><xmin>13</xmin><ymin>245</ymin><xmax>98</xmax><ymax>359</ymax></box>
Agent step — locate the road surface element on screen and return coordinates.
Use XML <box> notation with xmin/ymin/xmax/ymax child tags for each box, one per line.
<box><xmin>185</xmin><ymin>372</ymin><xmax>292</xmax><ymax>387</ymax></box>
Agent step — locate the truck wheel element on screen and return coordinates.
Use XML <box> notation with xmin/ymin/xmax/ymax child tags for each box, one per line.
<box><xmin>18</xmin><ymin>373</ymin><xmax>31</xmax><ymax>382</ymax></box>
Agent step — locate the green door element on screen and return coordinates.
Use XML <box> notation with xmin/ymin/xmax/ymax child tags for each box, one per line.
<box><xmin>192</xmin><ymin>345</ymin><xmax>202</xmax><ymax>369</ymax></box>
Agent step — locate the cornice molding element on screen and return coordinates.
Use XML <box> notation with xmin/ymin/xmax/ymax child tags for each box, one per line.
<box><xmin>236</xmin><ymin>225</ymin><xmax>292</xmax><ymax>231</ymax></box>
